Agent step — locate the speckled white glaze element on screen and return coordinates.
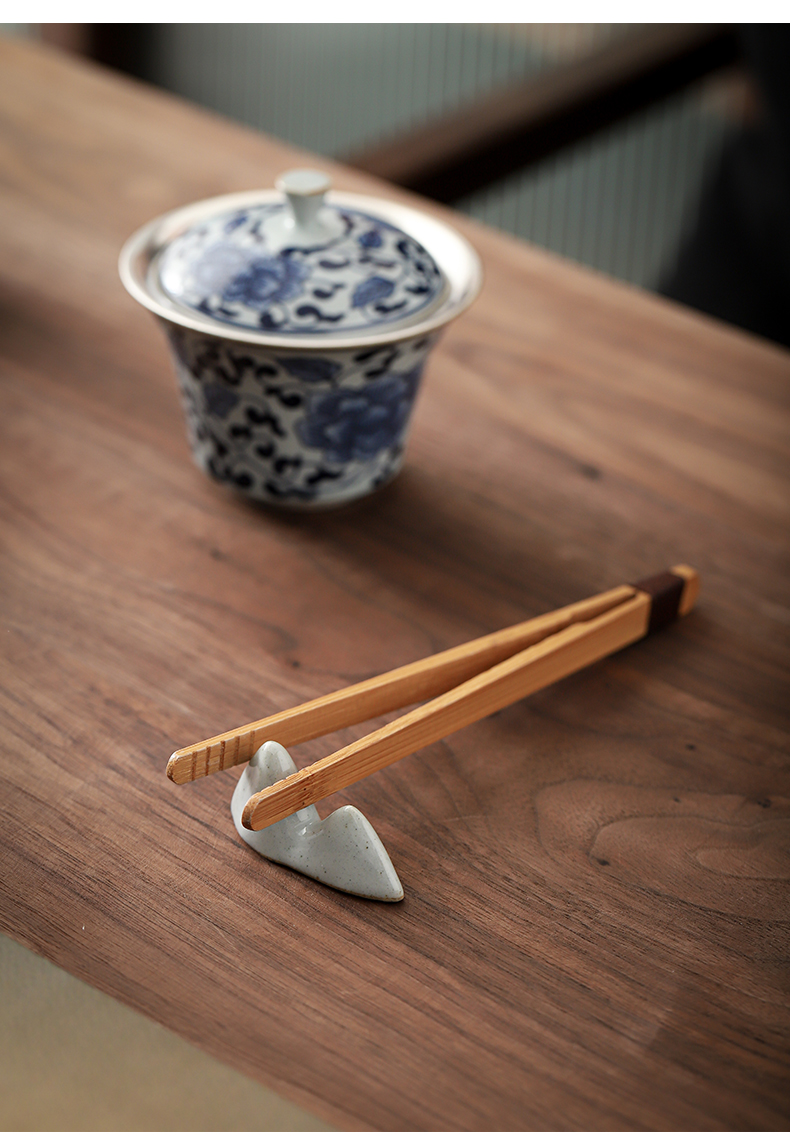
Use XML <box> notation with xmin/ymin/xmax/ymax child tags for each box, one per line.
<box><xmin>230</xmin><ymin>741</ymin><xmax>404</xmax><ymax>901</ymax></box>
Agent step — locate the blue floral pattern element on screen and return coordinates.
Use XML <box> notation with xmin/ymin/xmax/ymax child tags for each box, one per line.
<box><xmin>158</xmin><ymin>204</ymin><xmax>444</xmax><ymax>336</ymax></box>
<box><xmin>351</xmin><ymin>276</ymin><xmax>395</xmax><ymax>309</ymax></box>
<box><xmin>222</xmin><ymin>255</ymin><xmax>308</xmax><ymax>306</ymax></box>
<box><xmin>163</xmin><ymin>322</ymin><xmax>438</xmax><ymax>508</ymax></box>
<box><xmin>297</xmin><ymin>369</ymin><xmax>421</xmax><ymax>464</ymax></box>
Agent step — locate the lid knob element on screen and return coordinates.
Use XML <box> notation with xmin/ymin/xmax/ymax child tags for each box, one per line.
<box><xmin>263</xmin><ymin>168</ymin><xmax>344</xmax><ymax>250</ymax></box>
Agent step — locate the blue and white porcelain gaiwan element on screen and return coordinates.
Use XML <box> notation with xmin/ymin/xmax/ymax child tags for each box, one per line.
<box><xmin>119</xmin><ymin>170</ymin><xmax>482</xmax><ymax>508</ymax></box>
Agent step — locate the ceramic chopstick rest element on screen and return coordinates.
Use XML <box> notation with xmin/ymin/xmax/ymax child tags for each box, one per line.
<box><xmin>230</xmin><ymin>741</ymin><xmax>403</xmax><ymax>901</ymax></box>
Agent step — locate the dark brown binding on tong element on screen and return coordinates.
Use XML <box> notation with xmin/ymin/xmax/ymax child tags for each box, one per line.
<box><xmin>632</xmin><ymin>570</ymin><xmax>685</xmax><ymax>633</ymax></box>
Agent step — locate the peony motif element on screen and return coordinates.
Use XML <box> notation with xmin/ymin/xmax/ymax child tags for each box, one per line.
<box><xmin>183</xmin><ymin>242</ymin><xmax>251</xmax><ymax>294</ymax></box>
<box><xmin>296</xmin><ymin>368</ymin><xmax>422</xmax><ymax>465</ymax></box>
<box><xmin>223</xmin><ymin>254</ymin><xmax>308</xmax><ymax>307</ymax></box>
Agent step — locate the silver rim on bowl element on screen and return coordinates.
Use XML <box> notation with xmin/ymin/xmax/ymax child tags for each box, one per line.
<box><xmin>119</xmin><ymin>190</ymin><xmax>483</xmax><ymax>350</ymax></box>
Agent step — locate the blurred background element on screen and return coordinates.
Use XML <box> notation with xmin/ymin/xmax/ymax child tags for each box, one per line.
<box><xmin>3</xmin><ymin>22</ymin><xmax>787</xmax><ymax>346</ymax></box>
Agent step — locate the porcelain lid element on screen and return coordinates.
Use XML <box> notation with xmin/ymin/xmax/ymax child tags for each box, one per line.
<box><xmin>119</xmin><ymin>174</ymin><xmax>482</xmax><ymax>350</ymax></box>
<box><xmin>154</xmin><ymin>169</ymin><xmax>447</xmax><ymax>337</ymax></box>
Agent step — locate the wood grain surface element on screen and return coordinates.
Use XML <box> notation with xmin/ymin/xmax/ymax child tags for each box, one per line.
<box><xmin>0</xmin><ymin>38</ymin><xmax>788</xmax><ymax>1130</ymax></box>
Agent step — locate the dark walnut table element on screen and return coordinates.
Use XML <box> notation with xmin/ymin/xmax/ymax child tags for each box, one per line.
<box><xmin>1</xmin><ymin>37</ymin><xmax>788</xmax><ymax>1131</ymax></box>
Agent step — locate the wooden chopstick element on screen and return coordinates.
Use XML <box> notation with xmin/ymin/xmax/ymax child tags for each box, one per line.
<box><xmin>240</xmin><ymin>565</ymin><xmax>698</xmax><ymax>832</ymax></box>
<box><xmin>168</xmin><ymin>581</ymin><xmax>637</xmax><ymax>784</ymax></box>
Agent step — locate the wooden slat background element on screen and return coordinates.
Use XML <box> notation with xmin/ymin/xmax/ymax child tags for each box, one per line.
<box><xmin>0</xmin><ymin>38</ymin><xmax>788</xmax><ymax>1130</ymax></box>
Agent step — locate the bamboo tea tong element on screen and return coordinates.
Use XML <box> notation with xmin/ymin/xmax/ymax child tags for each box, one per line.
<box><xmin>168</xmin><ymin>566</ymin><xmax>699</xmax><ymax>834</ymax></box>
